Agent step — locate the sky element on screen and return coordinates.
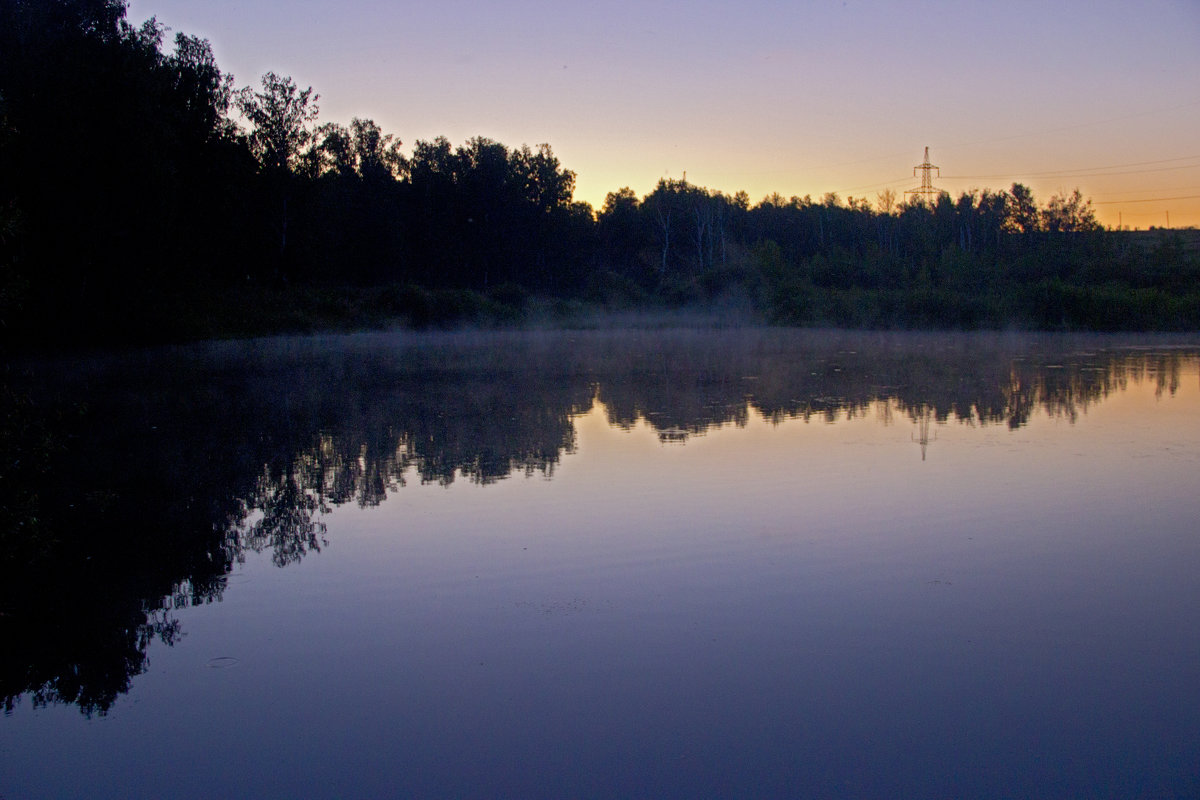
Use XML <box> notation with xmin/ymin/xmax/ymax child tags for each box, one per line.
<box><xmin>127</xmin><ymin>0</ymin><xmax>1200</xmax><ymax>228</ymax></box>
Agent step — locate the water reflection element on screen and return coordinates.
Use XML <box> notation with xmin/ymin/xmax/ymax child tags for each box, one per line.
<box><xmin>2</xmin><ymin>330</ymin><xmax>1197</xmax><ymax>714</ymax></box>
<box><xmin>911</xmin><ymin>404</ymin><xmax>937</xmax><ymax>460</ymax></box>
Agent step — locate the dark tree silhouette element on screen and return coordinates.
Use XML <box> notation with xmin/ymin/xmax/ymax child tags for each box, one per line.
<box><xmin>1</xmin><ymin>0</ymin><xmax>1198</xmax><ymax>345</ymax></box>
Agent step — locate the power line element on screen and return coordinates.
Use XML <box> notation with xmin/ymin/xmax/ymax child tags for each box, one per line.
<box><xmin>943</xmin><ymin>161</ymin><xmax>1200</xmax><ymax>181</ymax></box>
<box><xmin>833</xmin><ymin>176</ymin><xmax>912</xmax><ymax>194</ymax></box>
<box><xmin>1049</xmin><ymin>154</ymin><xmax>1200</xmax><ymax>170</ymax></box>
<box><xmin>944</xmin><ymin>154</ymin><xmax>1199</xmax><ymax>178</ymax></box>
<box><xmin>834</xmin><ymin>152</ymin><xmax>1200</xmax><ymax>201</ymax></box>
<box><xmin>1093</xmin><ymin>194</ymin><xmax>1200</xmax><ymax>205</ymax></box>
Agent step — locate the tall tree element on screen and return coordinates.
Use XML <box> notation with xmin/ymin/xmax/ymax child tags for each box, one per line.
<box><xmin>350</xmin><ymin>117</ymin><xmax>404</xmax><ymax>181</ymax></box>
<box><xmin>236</xmin><ymin>72</ymin><xmax>319</xmax><ymax>173</ymax></box>
<box><xmin>1006</xmin><ymin>183</ymin><xmax>1041</xmax><ymax>234</ymax></box>
<box><xmin>167</xmin><ymin>33</ymin><xmax>236</xmax><ymax>143</ymax></box>
<box><xmin>236</xmin><ymin>72</ymin><xmax>320</xmax><ymax>261</ymax></box>
<box><xmin>1042</xmin><ymin>189</ymin><xmax>1100</xmax><ymax>233</ymax></box>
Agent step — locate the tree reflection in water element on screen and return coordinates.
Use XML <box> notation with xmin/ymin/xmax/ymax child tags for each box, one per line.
<box><xmin>2</xmin><ymin>330</ymin><xmax>1196</xmax><ymax>713</ymax></box>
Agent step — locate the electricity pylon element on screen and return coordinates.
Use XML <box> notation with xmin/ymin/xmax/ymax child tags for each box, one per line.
<box><xmin>905</xmin><ymin>146</ymin><xmax>940</xmax><ymax>206</ymax></box>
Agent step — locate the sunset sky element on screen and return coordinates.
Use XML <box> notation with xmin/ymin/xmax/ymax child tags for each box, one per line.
<box><xmin>128</xmin><ymin>0</ymin><xmax>1200</xmax><ymax>228</ymax></box>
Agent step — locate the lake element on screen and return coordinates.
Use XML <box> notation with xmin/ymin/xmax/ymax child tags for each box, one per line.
<box><xmin>2</xmin><ymin>329</ymin><xmax>1198</xmax><ymax>798</ymax></box>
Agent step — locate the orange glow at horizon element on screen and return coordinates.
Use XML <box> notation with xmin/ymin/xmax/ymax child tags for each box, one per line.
<box><xmin>569</xmin><ymin>152</ymin><xmax>1200</xmax><ymax>230</ymax></box>
<box><xmin>127</xmin><ymin>0</ymin><xmax>1200</xmax><ymax>230</ymax></box>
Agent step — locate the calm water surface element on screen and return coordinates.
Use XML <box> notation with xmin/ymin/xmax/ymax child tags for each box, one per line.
<box><xmin>2</xmin><ymin>330</ymin><xmax>1198</xmax><ymax>798</ymax></box>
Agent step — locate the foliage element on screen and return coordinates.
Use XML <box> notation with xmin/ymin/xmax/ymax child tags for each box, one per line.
<box><xmin>1042</xmin><ymin>189</ymin><xmax>1101</xmax><ymax>233</ymax></box>
<box><xmin>0</xmin><ymin>0</ymin><xmax>1198</xmax><ymax>345</ymax></box>
<box><xmin>235</xmin><ymin>72</ymin><xmax>319</xmax><ymax>173</ymax></box>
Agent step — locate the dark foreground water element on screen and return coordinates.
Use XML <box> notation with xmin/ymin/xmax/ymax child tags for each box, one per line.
<box><xmin>2</xmin><ymin>329</ymin><xmax>1199</xmax><ymax>799</ymax></box>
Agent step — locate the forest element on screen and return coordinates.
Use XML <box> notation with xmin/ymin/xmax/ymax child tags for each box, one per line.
<box><xmin>2</xmin><ymin>0</ymin><xmax>1199</xmax><ymax>348</ymax></box>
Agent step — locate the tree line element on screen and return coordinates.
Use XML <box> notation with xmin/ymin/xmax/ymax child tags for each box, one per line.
<box><xmin>2</xmin><ymin>0</ymin><xmax>1198</xmax><ymax>346</ymax></box>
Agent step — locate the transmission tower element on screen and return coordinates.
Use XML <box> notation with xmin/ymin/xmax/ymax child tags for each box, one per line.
<box><xmin>905</xmin><ymin>146</ymin><xmax>940</xmax><ymax>205</ymax></box>
<box><xmin>911</xmin><ymin>404</ymin><xmax>937</xmax><ymax>461</ymax></box>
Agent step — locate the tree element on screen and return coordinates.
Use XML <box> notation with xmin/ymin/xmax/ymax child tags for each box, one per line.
<box><xmin>977</xmin><ymin>189</ymin><xmax>1008</xmax><ymax>248</ymax></box>
<box><xmin>350</xmin><ymin>117</ymin><xmax>403</xmax><ymax>181</ymax></box>
<box><xmin>955</xmin><ymin>190</ymin><xmax>979</xmax><ymax>251</ymax></box>
<box><xmin>236</xmin><ymin>72</ymin><xmax>319</xmax><ymax>173</ymax></box>
<box><xmin>309</xmin><ymin>121</ymin><xmax>353</xmax><ymax>177</ymax></box>
<box><xmin>167</xmin><ymin>33</ymin><xmax>236</xmax><ymax>143</ymax></box>
<box><xmin>644</xmin><ymin>179</ymin><xmax>683</xmax><ymax>275</ymax></box>
<box><xmin>235</xmin><ymin>73</ymin><xmax>320</xmax><ymax>262</ymax></box>
<box><xmin>510</xmin><ymin>143</ymin><xmax>575</xmax><ymax>214</ymax></box>
<box><xmin>598</xmin><ymin>188</ymin><xmax>645</xmax><ymax>277</ymax></box>
<box><xmin>876</xmin><ymin>188</ymin><xmax>898</xmax><ymax>215</ymax></box>
<box><xmin>306</xmin><ymin>117</ymin><xmax>402</xmax><ymax>180</ymax></box>
<box><xmin>1006</xmin><ymin>183</ymin><xmax>1040</xmax><ymax>234</ymax></box>
<box><xmin>1042</xmin><ymin>189</ymin><xmax>1100</xmax><ymax>233</ymax></box>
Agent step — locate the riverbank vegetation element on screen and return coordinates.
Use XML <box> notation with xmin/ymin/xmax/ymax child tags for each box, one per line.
<box><xmin>2</xmin><ymin>0</ymin><xmax>1198</xmax><ymax>349</ymax></box>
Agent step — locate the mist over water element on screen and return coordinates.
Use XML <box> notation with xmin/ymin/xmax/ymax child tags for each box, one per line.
<box><xmin>3</xmin><ymin>329</ymin><xmax>1199</xmax><ymax>798</ymax></box>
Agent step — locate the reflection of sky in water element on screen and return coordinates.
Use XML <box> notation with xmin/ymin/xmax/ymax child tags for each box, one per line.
<box><xmin>3</xmin><ymin>341</ymin><xmax>1199</xmax><ymax>799</ymax></box>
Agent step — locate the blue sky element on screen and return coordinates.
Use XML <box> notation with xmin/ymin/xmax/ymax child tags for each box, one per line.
<box><xmin>129</xmin><ymin>0</ymin><xmax>1200</xmax><ymax>227</ymax></box>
